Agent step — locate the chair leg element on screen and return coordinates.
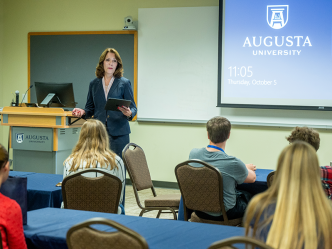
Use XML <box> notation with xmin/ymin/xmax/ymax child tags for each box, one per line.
<box><xmin>156</xmin><ymin>210</ymin><xmax>162</xmax><ymax>219</ymax></box>
<box><xmin>171</xmin><ymin>209</ymin><xmax>177</xmax><ymax>220</ymax></box>
<box><xmin>139</xmin><ymin>209</ymin><xmax>145</xmax><ymax>217</ymax></box>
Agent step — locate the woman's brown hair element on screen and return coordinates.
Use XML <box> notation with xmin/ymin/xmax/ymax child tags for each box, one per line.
<box><xmin>95</xmin><ymin>48</ymin><xmax>123</xmax><ymax>78</ymax></box>
<box><xmin>0</xmin><ymin>144</ymin><xmax>9</xmax><ymax>169</ymax></box>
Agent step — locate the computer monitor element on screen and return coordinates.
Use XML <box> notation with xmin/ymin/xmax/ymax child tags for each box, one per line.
<box><xmin>35</xmin><ymin>82</ymin><xmax>76</xmax><ymax>108</ymax></box>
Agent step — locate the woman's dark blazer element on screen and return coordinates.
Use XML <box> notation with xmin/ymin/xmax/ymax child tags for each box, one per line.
<box><xmin>84</xmin><ymin>77</ymin><xmax>137</xmax><ymax>137</ymax></box>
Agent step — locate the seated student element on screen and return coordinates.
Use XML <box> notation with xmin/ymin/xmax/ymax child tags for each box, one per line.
<box><xmin>189</xmin><ymin>116</ymin><xmax>256</xmax><ymax>221</ymax></box>
<box><xmin>244</xmin><ymin>141</ymin><xmax>332</xmax><ymax>249</ymax></box>
<box><xmin>286</xmin><ymin>126</ymin><xmax>332</xmax><ymax>199</ymax></box>
<box><xmin>63</xmin><ymin>119</ymin><xmax>125</xmax><ymax>214</ymax></box>
<box><xmin>0</xmin><ymin>144</ymin><xmax>27</xmax><ymax>249</ymax></box>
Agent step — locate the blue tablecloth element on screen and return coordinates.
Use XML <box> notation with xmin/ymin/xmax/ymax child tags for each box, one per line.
<box><xmin>178</xmin><ymin>169</ymin><xmax>273</xmax><ymax>221</ymax></box>
<box><xmin>24</xmin><ymin>208</ymin><xmax>246</xmax><ymax>249</ymax></box>
<box><xmin>9</xmin><ymin>171</ymin><xmax>63</xmax><ymax>211</ymax></box>
<box><xmin>9</xmin><ymin>171</ymin><xmax>36</xmax><ymax>177</ymax></box>
<box><xmin>236</xmin><ymin>169</ymin><xmax>273</xmax><ymax>195</ymax></box>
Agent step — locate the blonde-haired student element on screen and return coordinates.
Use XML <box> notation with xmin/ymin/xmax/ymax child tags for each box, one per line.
<box><xmin>243</xmin><ymin>141</ymin><xmax>332</xmax><ymax>249</ymax></box>
<box><xmin>63</xmin><ymin>119</ymin><xmax>125</xmax><ymax>214</ymax></box>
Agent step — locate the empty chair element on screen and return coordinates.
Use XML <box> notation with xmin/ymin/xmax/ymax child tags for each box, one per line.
<box><xmin>67</xmin><ymin>217</ymin><xmax>149</xmax><ymax>249</ymax></box>
<box><xmin>266</xmin><ymin>171</ymin><xmax>275</xmax><ymax>188</ymax></box>
<box><xmin>122</xmin><ymin>143</ymin><xmax>180</xmax><ymax>219</ymax></box>
<box><xmin>62</xmin><ymin>168</ymin><xmax>122</xmax><ymax>213</ymax></box>
<box><xmin>175</xmin><ymin>159</ymin><xmax>242</xmax><ymax>226</ymax></box>
<box><xmin>208</xmin><ymin>236</ymin><xmax>274</xmax><ymax>249</ymax></box>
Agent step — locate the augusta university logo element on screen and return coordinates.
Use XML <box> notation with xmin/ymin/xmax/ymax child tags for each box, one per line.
<box><xmin>267</xmin><ymin>5</ymin><xmax>289</xmax><ymax>29</ymax></box>
<box><xmin>16</xmin><ymin>133</ymin><xmax>24</xmax><ymax>143</ymax></box>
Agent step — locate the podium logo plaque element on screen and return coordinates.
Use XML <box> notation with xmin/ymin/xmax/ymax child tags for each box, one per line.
<box><xmin>12</xmin><ymin>127</ymin><xmax>53</xmax><ymax>151</ymax></box>
<box><xmin>16</xmin><ymin>133</ymin><xmax>24</xmax><ymax>144</ymax></box>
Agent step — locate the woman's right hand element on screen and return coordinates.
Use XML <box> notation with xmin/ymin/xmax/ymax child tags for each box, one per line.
<box><xmin>72</xmin><ymin>108</ymin><xmax>85</xmax><ymax>118</ymax></box>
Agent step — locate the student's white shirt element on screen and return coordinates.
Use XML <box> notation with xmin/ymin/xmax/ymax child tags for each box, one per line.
<box><xmin>63</xmin><ymin>155</ymin><xmax>125</xmax><ymax>214</ymax></box>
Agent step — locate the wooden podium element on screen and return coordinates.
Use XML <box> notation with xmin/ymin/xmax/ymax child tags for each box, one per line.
<box><xmin>0</xmin><ymin>107</ymin><xmax>85</xmax><ymax>174</ymax></box>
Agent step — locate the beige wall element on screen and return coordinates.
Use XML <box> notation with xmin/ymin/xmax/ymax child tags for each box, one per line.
<box><xmin>1</xmin><ymin>0</ymin><xmax>331</xmax><ymax>182</ymax></box>
<box><xmin>0</xmin><ymin>0</ymin><xmax>3</xmax><ymax>144</ymax></box>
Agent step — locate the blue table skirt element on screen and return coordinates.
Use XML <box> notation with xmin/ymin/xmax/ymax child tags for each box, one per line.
<box><xmin>178</xmin><ymin>169</ymin><xmax>273</xmax><ymax>221</ymax></box>
<box><xmin>24</xmin><ymin>208</ymin><xmax>246</xmax><ymax>249</ymax></box>
<box><xmin>9</xmin><ymin>171</ymin><xmax>63</xmax><ymax>211</ymax></box>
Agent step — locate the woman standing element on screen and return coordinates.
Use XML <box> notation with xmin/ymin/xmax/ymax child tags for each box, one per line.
<box><xmin>243</xmin><ymin>141</ymin><xmax>332</xmax><ymax>249</ymax></box>
<box><xmin>0</xmin><ymin>144</ymin><xmax>27</xmax><ymax>249</ymax></box>
<box><xmin>72</xmin><ymin>48</ymin><xmax>137</xmax><ymax>158</ymax></box>
<box><xmin>63</xmin><ymin>119</ymin><xmax>125</xmax><ymax>214</ymax></box>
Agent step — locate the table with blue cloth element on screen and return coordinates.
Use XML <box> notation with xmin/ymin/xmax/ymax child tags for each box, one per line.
<box><xmin>9</xmin><ymin>171</ymin><xmax>63</xmax><ymax>211</ymax></box>
<box><xmin>24</xmin><ymin>208</ymin><xmax>246</xmax><ymax>249</ymax></box>
<box><xmin>178</xmin><ymin>169</ymin><xmax>273</xmax><ymax>221</ymax></box>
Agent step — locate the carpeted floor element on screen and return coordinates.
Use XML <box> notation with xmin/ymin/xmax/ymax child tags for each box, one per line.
<box><xmin>124</xmin><ymin>185</ymin><xmax>181</xmax><ymax>219</ymax></box>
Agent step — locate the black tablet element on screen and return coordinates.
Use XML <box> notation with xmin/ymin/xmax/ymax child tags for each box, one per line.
<box><xmin>104</xmin><ymin>98</ymin><xmax>131</xmax><ymax>112</ymax></box>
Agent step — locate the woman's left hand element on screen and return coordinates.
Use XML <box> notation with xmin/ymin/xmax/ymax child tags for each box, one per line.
<box><xmin>118</xmin><ymin>106</ymin><xmax>132</xmax><ymax>117</ymax></box>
